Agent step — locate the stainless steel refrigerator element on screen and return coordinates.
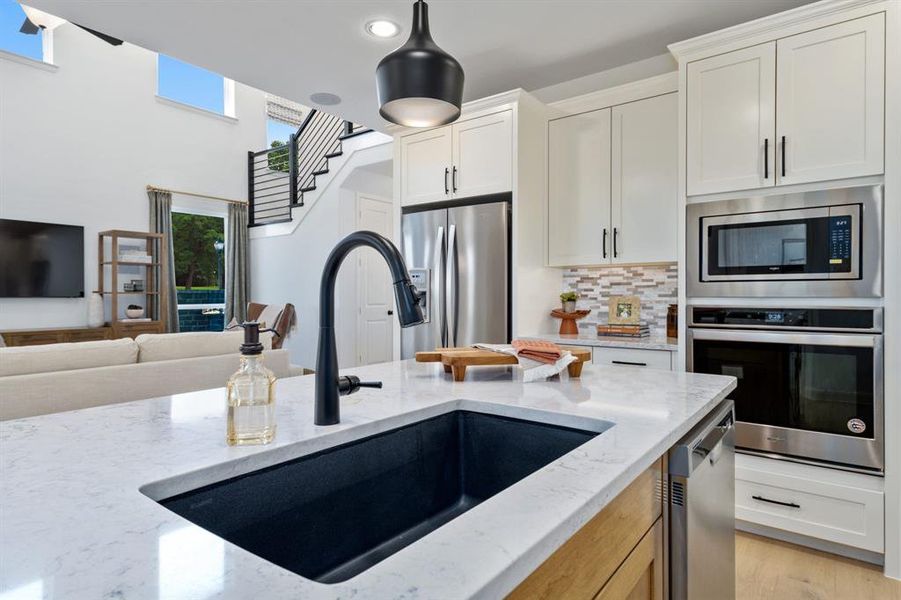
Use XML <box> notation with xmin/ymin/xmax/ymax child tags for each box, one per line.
<box><xmin>401</xmin><ymin>199</ymin><xmax>510</xmax><ymax>359</ymax></box>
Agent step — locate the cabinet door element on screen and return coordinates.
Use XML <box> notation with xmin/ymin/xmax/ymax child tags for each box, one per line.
<box><xmin>686</xmin><ymin>42</ymin><xmax>776</xmax><ymax>196</ymax></box>
<box><xmin>594</xmin><ymin>518</ymin><xmax>664</xmax><ymax>600</ymax></box>
<box><xmin>399</xmin><ymin>127</ymin><xmax>453</xmax><ymax>206</ymax></box>
<box><xmin>451</xmin><ymin>110</ymin><xmax>513</xmax><ymax>198</ymax></box>
<box><xmin>612</xmin><ymin>93</ymin><xmax>678</xmax><ymax>264</ymax></box>
<box><xmin>776</xmin><ymin>13</ymin><xmax>884</xmax><ymax>185</ymax></box>
<box><xmin>547</xmin><ymin>109</ymin><xmax>611</xmax><ymax>267</ymax></box>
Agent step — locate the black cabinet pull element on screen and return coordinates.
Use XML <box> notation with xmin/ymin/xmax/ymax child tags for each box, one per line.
<box><xmin>613</xmin><ymin>227</ymin><xmax>619</xmax><ymax>258</ymax></box>
<box><xmin>602</xmin><ymin>228</ymin><xmax>608</xmax><ymax>259</ymax></box>
<box><xmin>452</xmin><ymin>166</ymin><xmax>458</xmax><ymax>192</ymax></box>
<box><xmin>781</xmin><ymin>136</ymin><xmax>786</xmax><ymax>178</ymax></box>
<box><xmin>611</xmin><ymin>360</ymin><xmax>647</xmax><ymax>367</ymax></box>
<box><xmin>752</xmin><ymin>494</ymin><xmax>800</xmax><ymax>509</ymax></box>
<box><xmin>444</xmin><ymin>168</ymin><xmax>449</xmax><ymax>194</ymax></box>
<box><xmin>764</xmin><ymin>138</ymin><xmax>769</xmax><ymax>179</ymax></box>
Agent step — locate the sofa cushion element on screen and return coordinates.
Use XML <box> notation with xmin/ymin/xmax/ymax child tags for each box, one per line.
<box><xmin>0</xmin><ymin>337</ymin><xmax>139</xmax><ymax>377</ymax></box>
<box><xmin>136</xmin><ymin>330</ymin><xmax>273</xmax><ymax>363</ymax></box>
<box><xmin>0</xmin><ymin>349</ymin><xmax>298</xmax><ymax>421</ymax></box>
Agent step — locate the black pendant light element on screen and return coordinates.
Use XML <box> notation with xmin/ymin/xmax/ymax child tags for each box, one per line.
<box><xmin>376</xmin><ymin>0</ymin><xmax>464</xmax><ymax>127</ymax></box>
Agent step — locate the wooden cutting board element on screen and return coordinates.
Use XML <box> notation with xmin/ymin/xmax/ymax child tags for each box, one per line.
<box><xmin>415</xmin><ymin>346</ymin><xmax>591</xmax><ymax>382</ymax></box>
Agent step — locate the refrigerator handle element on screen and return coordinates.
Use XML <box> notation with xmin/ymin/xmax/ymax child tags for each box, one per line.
<box><xmin>434</xmin><ymin>225</ymin><xmax>445</xmax><ymax>347</ymax></box>
<box><xmin>446</xmin><ymin>224</ymin><xmax>457</xmax><ymax>347</ymax></box>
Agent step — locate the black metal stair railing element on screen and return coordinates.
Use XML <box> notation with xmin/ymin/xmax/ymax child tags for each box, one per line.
<box><xmin>247</xmin><ymin>110</ymin><xmax>372</xmax><ymax>227</ymax></box>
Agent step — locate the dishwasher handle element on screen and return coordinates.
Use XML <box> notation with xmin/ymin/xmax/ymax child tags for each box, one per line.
<box><xmin>670</xmin><ymin>400</ymin><xmax>735</xmax><ymax>477</ymax></box>
<box><xmin>693</xmin><ymin>422</ymin><xmax>732</xmax><ymax>466</ymax></box>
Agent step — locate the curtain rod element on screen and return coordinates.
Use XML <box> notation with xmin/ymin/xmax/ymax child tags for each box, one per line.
<box><xmin>145</xmin><ymin>185</ymin><xmax>246</xmax><ymax>205</ymax></box>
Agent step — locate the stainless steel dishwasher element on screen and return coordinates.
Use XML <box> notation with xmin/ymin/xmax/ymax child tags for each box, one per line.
<box><xmin>669</xmin><ymin>400</ymin><xmax>735</xmax><ymax>600</ymax></box>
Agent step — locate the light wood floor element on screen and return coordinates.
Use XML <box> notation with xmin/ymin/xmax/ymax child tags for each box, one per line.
<box><xmin>736</xmin><ymin>531</ymin><xmax>901</xmax><ymax>600</ymax></box>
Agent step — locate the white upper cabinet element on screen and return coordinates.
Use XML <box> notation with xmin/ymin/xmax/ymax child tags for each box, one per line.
<box><xmin>686</xmin><ymin>43</ymin><xmax>776</xmax><ymax>196</ymax></box>
<box><xmin>685</xmin><ymin>13</ymin><xmax>885</xmax><ymax>196</ymax></box>
<box><xmin>776</xmin><ymin>13</ymin><xmax>884</xmax><ymax>186</ymax></box>
<box><xmin>548</xmin><ymin>109</ymin><xmax>611</xmax><ymax>267</ymax></box>
<box><xmin>612</xmin><ymin>93</ymin><xmax>678</xmax><ymax>264</ymax></box>
<box><xmin>451</xmin><ymin>111</ymin><xmax>513</xmax><ymax>198</ymax></box>
<box><xmin>399</xmin><ymin>127</ymin><xmax>453</xmax><ymax>206</ymax></box>
<box><xmin>399</xmin><ymin>110</ymin><xmax>513</xmax><ymax>207</ymax></box>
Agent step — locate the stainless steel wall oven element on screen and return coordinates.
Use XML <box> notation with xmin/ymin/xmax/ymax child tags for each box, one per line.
<box><xmin>687</xmin><ymin>185</ymin><xmax>882</xmax><ymax>298</ymax></box>
<box><xmin>687</xmin><ymin>306</ymin><xmax>883</xmax><ymax>472</ymax></box>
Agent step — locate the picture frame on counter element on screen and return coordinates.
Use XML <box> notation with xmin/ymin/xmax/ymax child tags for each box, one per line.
<box><xmin>608</xmin><ymin>295</ymin><xmax>640</xmax><ymax>325</ymax></box>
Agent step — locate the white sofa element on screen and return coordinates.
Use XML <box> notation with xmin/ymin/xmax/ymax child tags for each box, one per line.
<box><xmin>0</xmin><ymin>331</ymin><xmax>306</xmax><ymax>421</ymax></box>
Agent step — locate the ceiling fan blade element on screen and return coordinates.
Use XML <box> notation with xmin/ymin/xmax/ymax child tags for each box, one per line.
<box><xmin>73</xmin><ymin>23</ymin><xmax>123</xmax><ymax>46</ymax></box>
<box><xmin>19</xmin><ymin>17</ymin><xmax>40</xmax><ymax>35</ymax></box>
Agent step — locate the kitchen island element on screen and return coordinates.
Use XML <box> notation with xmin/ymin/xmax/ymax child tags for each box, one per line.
<box><xmin>0</xmin><ymin>360</ymin><xmax>734</xmax><ymax>599</ymax></box>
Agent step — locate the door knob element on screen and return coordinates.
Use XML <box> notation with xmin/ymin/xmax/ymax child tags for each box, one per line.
<box><xmin>387</xmin><ymin>310</ymin><xmax>394</xmax><ymax>315</ymax></box>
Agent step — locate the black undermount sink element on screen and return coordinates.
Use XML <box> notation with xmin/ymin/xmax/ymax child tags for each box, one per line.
<box><xmin>158</xmin><ymin>410</ymin><xmax>601</xmax><ymax>583</ymax></box>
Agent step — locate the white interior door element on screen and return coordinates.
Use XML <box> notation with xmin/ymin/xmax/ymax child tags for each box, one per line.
<box><xmin>686</xmin><ymin>42</ymin><xmax>776</xmax><ymax>196</ymax></box>
<box><xmin>612</xmin><ymin>92</ymin><xmax>678</xmax><ymax>264</ymax></box>
<box><xmin>547</xmin><ymin>108</ymin><xmax>611</xmax><ymax>266</ymax></box>
<box><xmin>451</xmin><ymin>110</ymin><xmax>513</xmax><ymax>198</ymax></box>
<box><xmin>357</xmin><ymin>195</ymin><xmax>394</xmax><ymax>365</ymax></box>
<box><xmin>776</xmin><ymin>13</ymin><xmax>884</xmax><ymax>185</ymax></box>
<box><xmin>400</xmin><ymin>127</ymin><xmax>452</xmax><ymax>206</ymax></box>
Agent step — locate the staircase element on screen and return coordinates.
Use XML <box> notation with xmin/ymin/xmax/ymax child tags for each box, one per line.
<box><xmin>247</xmin><ymin>110</ymin><xmax>371</xmax><ymax>227</ymax></box>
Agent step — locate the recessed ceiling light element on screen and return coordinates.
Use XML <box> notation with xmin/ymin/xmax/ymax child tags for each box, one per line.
<box><xmin>310</xmin><ymin>92</ymin><xmax>341</xmax><ymax>106</ymax></box>
<box><xmin>366</xmin><ymin>19</ymin><xmax>400</xmax><ymax>38</ymax></box>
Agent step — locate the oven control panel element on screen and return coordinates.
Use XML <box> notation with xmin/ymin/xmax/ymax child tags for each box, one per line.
<box><xmin>690</xmin><ymin>307</ymin><xmax>878</xmax><ymax>332</ymax></box>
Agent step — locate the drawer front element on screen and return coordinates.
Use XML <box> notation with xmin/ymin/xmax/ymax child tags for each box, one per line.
<box><xmin>592</xmin><ymin>347</ymin><xmax>672</xmax><ymax>370</ymax></box>
<box><xmin>2</xmin><ymin>331</ymin><xmax>64</xmax><ymax>346</ymax></box>
<box><xmin>114</xmin><ymin>322</ymin><xmax>164</xmax><ymax>339</ymax></box>
<box><xmin>736</xmin><ymin>461</ymin><xmax>883</xmax><ymax>552</ymax></box>
<box><xmin>508</xmin><ymin>460</ymin><xmax>663</xmax><ymax>600</ymax></box>
<box><xmin>64</xmin><ymin>328</ymin><xmax>113</xmax><ymax>343</ymax></box>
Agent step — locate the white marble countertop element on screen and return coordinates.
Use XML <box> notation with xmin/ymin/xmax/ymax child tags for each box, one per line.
<box><xmin>530</xmin><ymin>332</ymin><xmax>679</xmax><ymax>352</ymax></box>
<box><xmin>0</xmin><ymin>360</ymin><xmax>733</xmax><ymax>599</ymax></box>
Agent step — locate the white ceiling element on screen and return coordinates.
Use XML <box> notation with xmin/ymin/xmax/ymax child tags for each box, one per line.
<box><xmin>28</xmin><ymin>0</ymin><xmax>812</xmax><ymax>129</ymax></box>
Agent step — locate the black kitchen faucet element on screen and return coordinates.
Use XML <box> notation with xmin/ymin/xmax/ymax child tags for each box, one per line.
<box><xmin>315</xmin><ymin>230</ymin><xmax>424</xmax><ymax>425</ymax></box>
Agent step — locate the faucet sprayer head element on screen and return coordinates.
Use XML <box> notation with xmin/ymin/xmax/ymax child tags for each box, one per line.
<box><xmin>393</xmin><ymin>280</ymin><xmax>425</xmax><ymax>327</ymax></box>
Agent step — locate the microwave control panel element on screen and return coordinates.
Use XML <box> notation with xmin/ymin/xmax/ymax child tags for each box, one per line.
<box><xmin>828</xmin><ymin>215</ymin><xmax>852</xmax><ymax>272</ymax></box>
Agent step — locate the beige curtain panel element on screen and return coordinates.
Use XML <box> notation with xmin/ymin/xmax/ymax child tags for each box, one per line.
<box><xmin>147</xmin><ymin>189</ymin><xmax>180</xmax><ymax>333</ymax></box>
<box><xmin>226</xmin><ymin>202</ymin><xmax>250</xmax><ymax>324</ymax></box>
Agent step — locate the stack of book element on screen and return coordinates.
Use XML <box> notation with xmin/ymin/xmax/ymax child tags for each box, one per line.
<box><xmin>596</xmin><ymin>322</ymin><xmax>650</xmax><ymax>338</ymax></box>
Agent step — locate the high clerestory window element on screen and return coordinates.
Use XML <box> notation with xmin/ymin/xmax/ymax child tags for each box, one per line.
<box><xmin>157</xmin><ymin>53</ymin><xmax>235</xmax><ymax>117</ymax></box>
<box><xmin>0</xmin><ymin>0</ymin><xmax>49</xmax><ymax>63</ymax></box>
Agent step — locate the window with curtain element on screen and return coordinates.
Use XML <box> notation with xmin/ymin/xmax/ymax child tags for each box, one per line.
<box><xmin>172</xmin><ymin>211</ymin><xmax>227</xmax><ymax>332</ymax></box>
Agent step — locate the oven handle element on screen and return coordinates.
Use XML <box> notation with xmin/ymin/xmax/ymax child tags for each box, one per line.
<box><xmin>686</xmin><ymin>328</ymin><xmax>879</xmax><ymax>348</ymax></box>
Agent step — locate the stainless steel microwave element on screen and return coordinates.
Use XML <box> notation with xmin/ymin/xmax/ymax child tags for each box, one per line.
<box><xmin>687</xmin><ymin>185</ymin><xmax>883</xmax><ymax>298</ymax></box>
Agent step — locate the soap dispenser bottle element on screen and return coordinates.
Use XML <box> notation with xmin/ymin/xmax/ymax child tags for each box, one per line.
<box><xmin>226</xmin><ymin>322</ymin><xmax>277</xmax><ymax>446</ymax></box>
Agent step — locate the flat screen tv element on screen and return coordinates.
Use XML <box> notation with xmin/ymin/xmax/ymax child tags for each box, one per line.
<box><xmin>0</xmin><ymin>219</ymin><xmax>85</xmax><ymax>298</ymax></box>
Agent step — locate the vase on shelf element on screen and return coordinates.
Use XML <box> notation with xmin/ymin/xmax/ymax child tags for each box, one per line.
<box><xmin>87</xmin><ymin>292</ymin><xmax>105</xmax><ymax>327</ymax></box>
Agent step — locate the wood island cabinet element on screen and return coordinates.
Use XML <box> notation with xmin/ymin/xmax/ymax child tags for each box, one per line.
<box><xmin>508</xmin><ymin>459</ymin><xmax>665</xmax><ymax>600</ymax></box>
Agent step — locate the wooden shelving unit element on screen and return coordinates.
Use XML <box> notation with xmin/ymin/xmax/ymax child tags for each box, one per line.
<box><xmin>97</xmin><ymin>230</ymin><xmax>168</xmax><ymax>338</ymax></box>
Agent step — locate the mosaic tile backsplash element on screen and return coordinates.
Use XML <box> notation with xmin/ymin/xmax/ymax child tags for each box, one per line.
<box><xmin>561</xmin><ymin>264</ymin><xmax>678</xmax><ymax>336</ymax></box>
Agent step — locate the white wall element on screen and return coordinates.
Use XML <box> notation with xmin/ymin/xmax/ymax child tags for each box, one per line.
<box><xmin>530</xmin><ymin>53</ymin><xmax>676</xmax><ymax>104</ymax></box>
<box><xmin>0</xmin><ymin>23</ymin><xmax>267</xmax><ymax>329</ymax></box>
<box><xmin>250</xmin><ymin>142</ymin><xmax>394</xmax><ymax>369</ymax></box>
